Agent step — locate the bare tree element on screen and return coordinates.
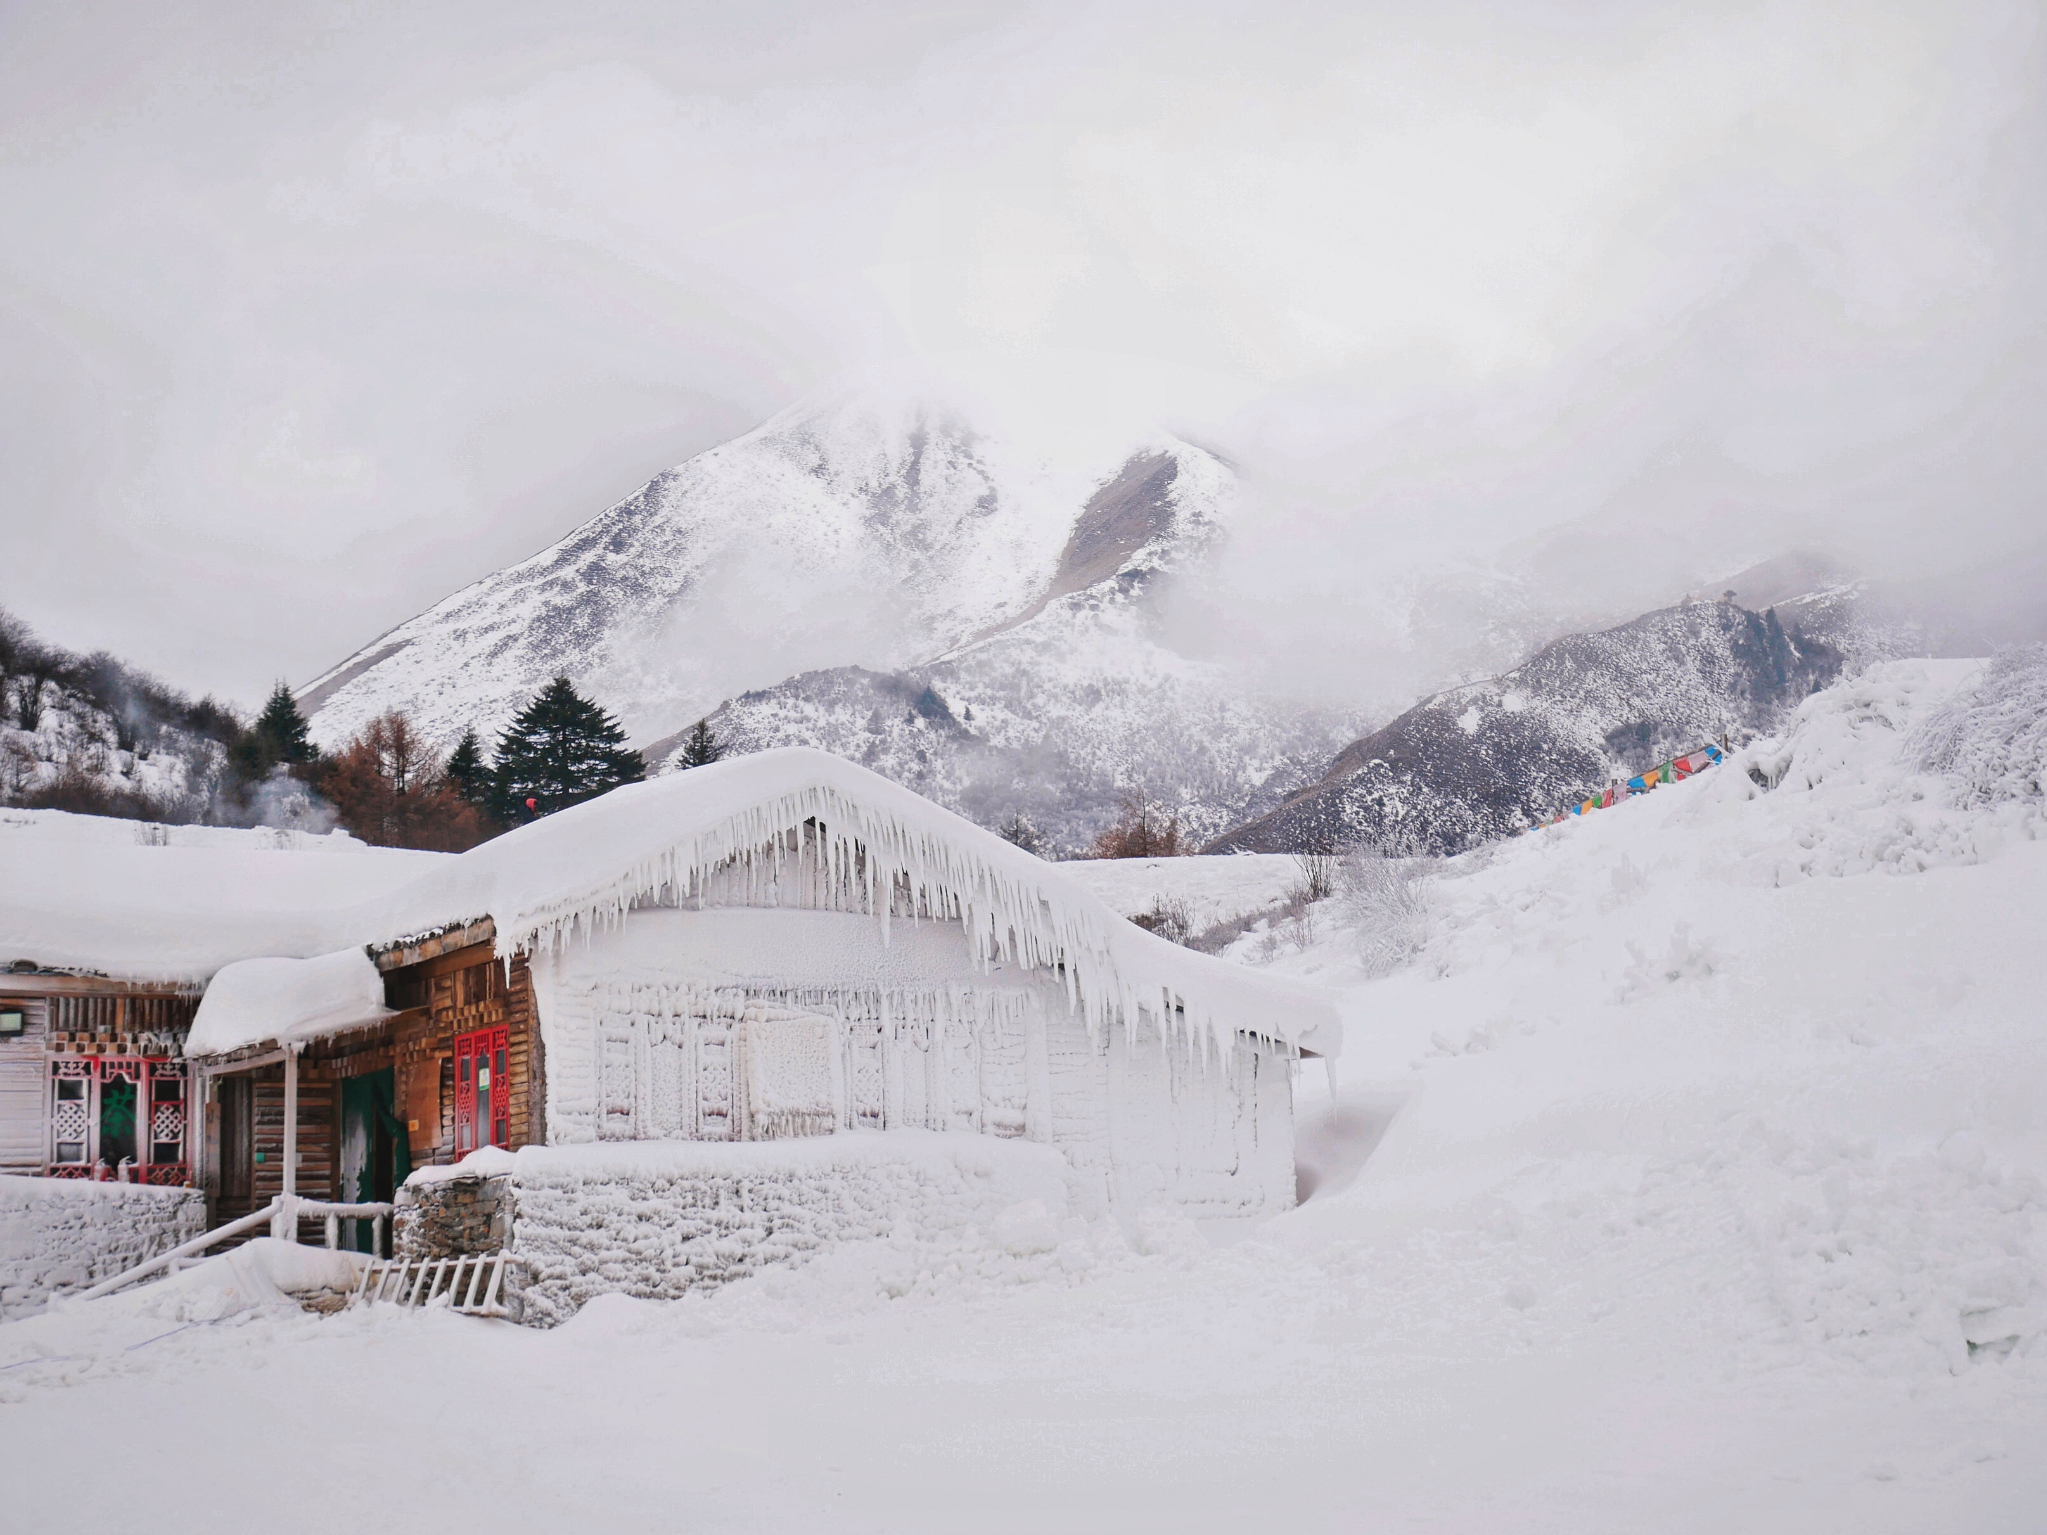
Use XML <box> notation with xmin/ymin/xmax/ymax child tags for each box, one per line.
<box><xmin>323</xmin><ymin>711</ymin><xmax>490</xmax><ymax>851</ymax></box>
<box><xmin>1090</xmin><ymin>789</ymin><xmax>1189</xmax><ymax>859</ymax></box>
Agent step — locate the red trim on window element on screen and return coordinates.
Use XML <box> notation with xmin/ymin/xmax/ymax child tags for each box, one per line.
<box><xmin>454</xmin><ymin>1026</ymin><xmax>512</xmax><ymax>1151</ymax></box>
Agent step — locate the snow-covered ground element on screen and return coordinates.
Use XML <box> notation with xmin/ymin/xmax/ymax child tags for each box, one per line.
<box><xmin>1059</xmin><ymin>849</ymin><xmax>1303</xmax><ymax>933</ymax></box>
<box><xmin>5</xmin><ymin>658</ymin><xmax>2045</xmax><ymax>1532</ymax></box>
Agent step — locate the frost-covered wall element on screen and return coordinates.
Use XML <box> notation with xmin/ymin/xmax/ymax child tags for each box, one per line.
<box><xmin>529</xmin><ymin>906</ymin><xmax>1297</xmax><ymax>1220</ymax></box>
<box><xmin>0</xmin><ymin>1175</ymin><xmax>204</xmax><ymax>1319</ymax></box>
<box><xmin>506</xmin><ymin>1134</ymin><xmax>1070</xmax><ymax>1326</ymax></box>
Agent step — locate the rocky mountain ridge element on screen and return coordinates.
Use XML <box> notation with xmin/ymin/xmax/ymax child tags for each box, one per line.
<box><xmin>1208</xmin><ymin>597</ymin><xmax>1844</xmax><ymax>855</ymax></box>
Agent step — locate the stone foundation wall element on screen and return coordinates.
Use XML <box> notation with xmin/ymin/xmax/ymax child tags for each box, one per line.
<box><xmin>506</xmin><ymin>1133</ymin><xmax>1071</xmax><ymax>1327</ymax></box>
<box><xmin>0</xmin><ymin>1175</ymin><xmax>206</xmax><ymax>1319</ymax></box>
<box><xmin>393</xmin><ymin>1173</ymin><xmax>514</xmax><ymax>1260</ymax></box>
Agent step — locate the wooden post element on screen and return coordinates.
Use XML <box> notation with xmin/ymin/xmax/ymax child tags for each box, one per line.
<box><xmin>275</xmin><ymin>1043</ymin><xmax>302</xmax><ymax>1241</ymax></box>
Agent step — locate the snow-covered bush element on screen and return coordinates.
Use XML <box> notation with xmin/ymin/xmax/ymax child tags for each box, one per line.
<box><xmin>1340</xmin><ymin>849</ymin><xmax>1435</xmax><ymax>976</ymax></box>
<box><xmin>1129</xmin><ymin>893</ymin><xmax>1193</xmax><ymax>945</ymax></box>
<box><xmin>1913</xmin><ymin>645</ymin><xmax>2047</xmax><ymax>808</ymax></box>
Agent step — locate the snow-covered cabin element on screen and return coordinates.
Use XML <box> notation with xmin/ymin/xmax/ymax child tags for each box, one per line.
<box><xmin>188</xmin><ymin>749</ymin><xmax>1336</xmax><ymax>1224</ymax></box>
<box><xmin>5</xmin><ymin>753</ymin><xmax>1338</xmax><ymax>1299</ymax></box>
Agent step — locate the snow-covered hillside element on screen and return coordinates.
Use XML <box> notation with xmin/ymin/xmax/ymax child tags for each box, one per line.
<box><xmin>1214</xmin><ymin>596</ymin><xmax>1843</xmax><ymax>854</ymax></box>
<box><xmin>8</xmin><ymin>657</ymin><xmax>2044</xmax><ymax>1531</ymax></box>
<box><xmin>689</xmin><ymin>568</ymin><xmax>1351</xmax><ymax>849</ymax></box>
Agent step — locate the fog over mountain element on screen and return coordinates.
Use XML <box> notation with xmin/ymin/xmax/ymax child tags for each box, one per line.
<box><xmin>4</xmin><ymin>1</ymin><xmax>2043</xmax><ymax>725</ymax></box>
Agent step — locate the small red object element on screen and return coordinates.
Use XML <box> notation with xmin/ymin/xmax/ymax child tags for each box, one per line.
<box><xmin>525</xmin><ymin>797</ymin><xmax>538</xmax><ymax>811</ymax></box>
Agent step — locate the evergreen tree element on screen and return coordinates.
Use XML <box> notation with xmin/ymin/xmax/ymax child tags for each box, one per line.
<box><xmin>677</xmin><ymin>717</ymin><xmax>724</xmax><ymax>769</ymax></box>
<box><xmin>254</xmin><ymin>682</ymin><xmax>316</xmax><ymax>766</ymax></box>
<box><xmin>997</xmin><ymin>812</ymin><xmax>1043</xmax><ymax>856</ymax></box>
<box><xmin>490</xmin><ymin>677</ymin><xmax>644</xmax><ymax>821</ymax></box>
<box><xmin>444</xmin><ymin>726</ymin><xmax>490</xmax><ymax>807</ymax></box>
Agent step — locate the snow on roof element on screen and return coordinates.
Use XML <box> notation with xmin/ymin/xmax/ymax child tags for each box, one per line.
<box><xmin>335</xmin><ymin>748</ymin><xmax>1340</xmax><ymax>1059</ymax></box>
<box><xmin>0</xmin><ymin>809</ymin><xmax>448</xmax><ymax>985</ymax></box>
<box><xmin>186</xmin><ymin>948</ymin><xmax>392</xmax><ymax>1058</ymax></box>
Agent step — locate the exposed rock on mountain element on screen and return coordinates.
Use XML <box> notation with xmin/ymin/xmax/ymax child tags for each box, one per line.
<box><xmin>1208</xmin><ymin>599</ymin><xmax>1843</xmax><ymax>855</ymax></box>
<box><xmin>642</xmin><ymin>441</ymin><xmax>1349</xmax><ymax>850</ymax></box>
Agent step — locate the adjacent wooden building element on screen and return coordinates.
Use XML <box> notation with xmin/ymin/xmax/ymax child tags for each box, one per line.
<box><xmin>0</xmin><ymin>971</ymin><xmax>197</xmax><ymax>1183</ymax></box>
<box><xmin>188</xmin><ymin>922</ymin><xmax>545</xmax><ymax>1245</ymax></box>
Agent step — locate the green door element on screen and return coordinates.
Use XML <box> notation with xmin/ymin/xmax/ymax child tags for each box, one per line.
<box><xmin>339</xmin><ymin>1069</ymin><xmax>410</xmax><ymax>1254</ymax></box>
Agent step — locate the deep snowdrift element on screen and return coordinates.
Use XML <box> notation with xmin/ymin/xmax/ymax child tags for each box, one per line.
<box><xmin>4</xmin><ymin>658</ymin><xmax>2043</xmax><ymax>1533</ymax></box>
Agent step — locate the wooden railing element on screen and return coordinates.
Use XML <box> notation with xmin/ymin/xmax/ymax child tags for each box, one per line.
<box><xmin>78</xmin><ymin>1195</ymin><xmax>397</xmax><ymax>1302</ymax></box>
<box><xmin>271</xmin><ymin>1193</ymin><xmax>395</xmax><ymax>1254</ymax></box>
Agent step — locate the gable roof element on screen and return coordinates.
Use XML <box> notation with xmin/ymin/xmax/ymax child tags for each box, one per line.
<box><xmin>326</xmin><ymin>747</ymin><xmax>1340</xmax><ymax>1060</ymax></box>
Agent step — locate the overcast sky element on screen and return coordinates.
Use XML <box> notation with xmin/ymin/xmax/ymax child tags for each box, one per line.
<box><xmin>4</xmin><ymin>0</ymin><xmax>2042</xmax><ymax>707</ymax></box>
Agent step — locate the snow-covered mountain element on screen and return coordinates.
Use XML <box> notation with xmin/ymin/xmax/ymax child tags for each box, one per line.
<box><xmin>302</xmin><ymin>389</ymin><xmax>1352</xmax><ymax>850</ymax></box>
<box><xmin>1211</xmin><ymin>597</ymin><xmax>1844</xmax><ymax>854</ymax></box>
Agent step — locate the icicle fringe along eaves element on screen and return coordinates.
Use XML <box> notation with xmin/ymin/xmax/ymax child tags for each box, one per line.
<box><xmin>485</xmin><ymin>782</ymin><xmax>1307</xmax><ymax>1063</ymax></box>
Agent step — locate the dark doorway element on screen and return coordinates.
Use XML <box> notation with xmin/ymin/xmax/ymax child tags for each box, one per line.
<box><xmin>217</xmin><ymin>1076</ymin><xmax>253</xmax><ymax>1206</ymax></box>
<box><xmin>98</xmin><ymin>1076</ymin><xmax>137</xmax><ymax>1169</ymax></box>
<box><xmin>339</xmin><ymin>1068</ymin><xmax>408</xmax><ymax>1254</ymax></box>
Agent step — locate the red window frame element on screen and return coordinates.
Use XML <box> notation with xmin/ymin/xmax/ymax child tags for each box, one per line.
<box><xmin>454</xmin><ymin>1026</ymin><xmax>511</xmax><ymax>1153</ymax></box>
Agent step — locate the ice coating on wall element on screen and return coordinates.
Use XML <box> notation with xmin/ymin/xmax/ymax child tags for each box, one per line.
<box><xmin>528</xmin><ymin>905</ymin><xmax>1301</xmax><ymax>1221</ymax></box>
<box><xmin>0</xmin><ymin>1175</ymin><xmax>206</xmax><ymax>1320</ymax></box>
<box><xmin>502</xmin><ymin>1131</ymin><xmax>1075</xmax><ymax>1326</ymax></box>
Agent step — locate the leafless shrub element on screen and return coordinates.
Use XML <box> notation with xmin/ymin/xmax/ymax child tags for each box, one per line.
<box><xmin>12</xmin><ymin>675</ymin><xmax>46</xmax><ymax>732</ymax></box>
<box><xmin>1340</xmin><ymin>847</ymin><xmax>1436</xmax><ymax>977</ymax></box>
<box><xmin>1290</xmin><ymin>852</ymin><xmax>1338</xmax><ymax>904</ymax></box>
<box><xmin>1285</xmin><ymin>902</ymin><xmax>1316</xmax><ymax>950</ymax></box>
<box><xmin>1129</xmin><ymin>894</ymin><xmax>1193</xmax><ymax>946</ymax></box>
<box><xmin>0</xmin><ymin>736</ymin><xmax>39</xmax><ymax>796</ymax></box>
<box><xmin>1183</xmin><ymin>905</ymin><xmax>1269</xmax><ymax>955</ymax></box>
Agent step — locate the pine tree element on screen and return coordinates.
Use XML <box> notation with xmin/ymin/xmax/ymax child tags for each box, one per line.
<box><xmin>490</xmin><ymin>677</ymin><xmax>644</xmax><ymax>821</ymax></box>
<box><xmin>997</xmin><ymin>812</ymin><xmax>1043</xmax><ymax>856</ymax></box>
<box><xmin>677</xmin><ymin>717</ymin><xmax>724</xmax><ymax>769</ymax></box>
<box><xmin>444</xmin><ymin>727</ymin><xmax>490</xmax><ymax>807</ymax></box>
<box><xmin>254</xmin><ymin>682</ymin><xmax>316</xmax><ymax>765</ymax></box>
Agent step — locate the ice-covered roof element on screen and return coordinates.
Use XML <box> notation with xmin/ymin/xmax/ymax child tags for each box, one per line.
<box><xmin>12</xmin><ymin>755</ymin><xmax>1340</xmax><ymax>1059</ymax></box>
<box><xmin>334</xmin><ymin>748</ymin><xmax>1340</xmax><ymax>1058</ymax></box>
<box><xmin>0</xmin><ymin>809</ymin><xmax>448</xmax><ymax>985</ymax></box>
<box><xmin>186</xmin><ymin>949</ymin><xmax>392</xmax><ymax>1058</ymax></box>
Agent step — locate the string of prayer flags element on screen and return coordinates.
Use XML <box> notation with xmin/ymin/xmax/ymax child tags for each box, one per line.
<box><xmin>1534</xmin><ymin>741</ymin><xmax>1726</xmax><ymax>831</ymax></box>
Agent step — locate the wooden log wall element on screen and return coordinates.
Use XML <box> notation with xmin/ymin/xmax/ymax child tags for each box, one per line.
<box><xmin>204</xmin><ymin>1066</ymin><xmax>341</xmax><ymax>1226</ymax></box>
<box><xmin>384</xmin><ymin>944</ymin><xmax>542</xmax><ymax>1166</ymax></box>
